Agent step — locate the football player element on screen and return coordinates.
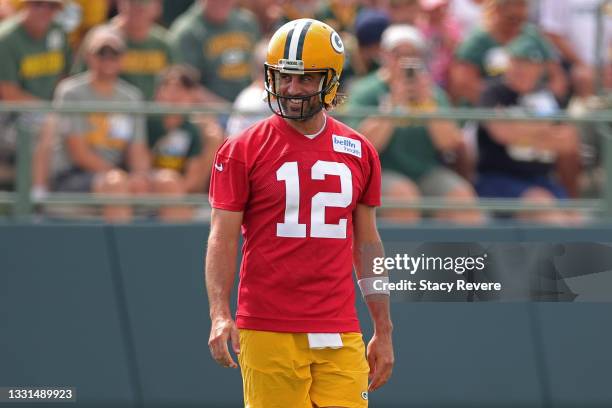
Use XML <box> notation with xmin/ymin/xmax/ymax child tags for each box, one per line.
<box><xmin>206</xmin><ymin>18</ymin><xmax>394</xmax><ymax>407</ymax></box>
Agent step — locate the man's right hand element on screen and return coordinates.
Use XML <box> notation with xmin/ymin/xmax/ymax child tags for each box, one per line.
<box><xmin>208</xmin><ymin>316</ymin><xmax>240</xmax><ymax>368</ymax></box>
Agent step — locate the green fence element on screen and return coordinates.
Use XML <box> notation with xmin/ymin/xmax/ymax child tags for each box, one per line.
<box><xmin>1</xmin><ymin>100</ymin><xmax>611</xmax><ymax>219</ymax></box>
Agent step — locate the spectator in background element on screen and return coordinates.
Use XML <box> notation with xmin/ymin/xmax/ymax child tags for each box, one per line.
<box><xmin>418</xmin><ymin>0</ymin><xmax>462</xmax><ymax>90</ymax></box>
<box><xmin>449</xmin><ymin>0</ymin><xmax>483</xmax><ymax>37</ymax></box>
<box><xmin>72</xmin><ymin>0</ymin><xmax>172</xmax><ymax>101</ymax></box>
<box><xmin>451</xmin><ymin>0</ymin><xmax>567</xmax><ymax>107</ymax></box>
<box><xmin>238</xmin><ymin>0</ymin><xmax>283</xmax><ymax>36</ymax></box>
<box><xmin>225</xmin><ymin>39</ymin><xmax>269</xmax><ymax>136</ymax></box>
<box><xmin>347</xmin><ymin>24</ymin><xmax>483</xmax><ymax>224</ymax></box>
<box><xmin>0</xmin><ymin>0</ymin><xmax>69</xmax><ymax>102</ymax></box>
<box><xmin>384</xmin><ymin>0</ymin><xmax>420</xmax><ymax>25</ymax></box>
<box><xmin>452</xmin><ymin>0</ymin><xmax>579</xmax><ymax>196</ymax></box>
<box><xmin>168</xmin><ymin>0</ymin><xmax>261</xmax><ymax>103</ymax></box>
<box><xmin>476</xmin><ymin>35</ymin><xmax>581</xmax><ymax>224</ymax></box>
<box><xmin>539</xmin><ymin>0</ymin><xmax>612</xmax><ymax>101</ymax></box>
<box><xmin>51</xmin><ymin>27</ymin><xmax>150</xmax><ymax>222</ymax></box>
<box><xmin>280</xmin><ymin>0</ymin><xmax>318</xmax><ymax>23</ymax></box>
<box><xmin>0</xmin><ymin>0</ymin><xmax>70</xmax><ymax>194</ymax></box>
<box><xmin>55</xmin><ymin>0</ymin><xmax>111</xmax><ymax>50</ymax></box>
<box><xmin>148</xmin><ymin>65</ymin><xmax>220</xmax><ymax>221</ymax></box>
<box><xmin>316</xmin><ymin>0</ymin><xmax>362</xmax><ymax>34</ymax></box>
<box><xmin>347</xmin><ymin>7</ymin><xmax>390</xmax><ymax>82</ymax></box>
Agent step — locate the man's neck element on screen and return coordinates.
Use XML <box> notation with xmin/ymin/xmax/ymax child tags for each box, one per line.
<box><xmin>90</xmin><ymin>74</ymin><xmax>116</xmax><ymax>96</ymax></box>
<box><xmin>115</xmin><ymin>17</ymin><xmax>149</xmax><ymax>42</ymax></box>
<box><xmin>284</xmin><ymin>111</ymin><xmax>326</xmax><ymax>136</ymax></box>
<box><xmin>489</xmin><ymin>23</ymin><xmax>520</xmax><ymax>44</ymax></box>
<box><xmin>21</xmin><ymin>18</ymin><xmax>49</xmax><ymax>40</ymax></box>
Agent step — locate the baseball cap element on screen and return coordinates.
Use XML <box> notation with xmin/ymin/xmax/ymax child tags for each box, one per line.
<box><xmin>86</xmin><ymin>26</ymin><xmax>126</xmax><ymax>54</ymax></box>
<box><xmin>355</xmin><ymin>8</ymin><xmax>390</xmax><ymax>47</ymax></box>
<box><xmin>506</xmin><ymin>35</ymin><xmax>546</xmax><ymax>63</ymax></box>
<box><xmin>380</xmin><ymin>24</ymin><xmax>426</xmax><ymax>53</ymax></box>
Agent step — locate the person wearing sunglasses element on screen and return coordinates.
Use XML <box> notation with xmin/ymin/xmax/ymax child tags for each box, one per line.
<box><xmin>50</xmin><ymin>27</ymin><xmax>151</xmax><ymax>222</ymax></box>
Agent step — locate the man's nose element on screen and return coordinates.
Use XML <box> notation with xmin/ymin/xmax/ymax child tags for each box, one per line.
<box><xmin>286</xmin><ymin>76</ymin><xmax>303</xmax><ymax>94</ymax></box>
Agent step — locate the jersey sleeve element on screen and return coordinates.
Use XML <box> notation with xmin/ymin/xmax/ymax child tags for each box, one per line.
<box><xmin>358</xmin><ymin>140</ymin><xmax>382</xmax><ymax>207</ymax></box>
<box><xmin>208</xmin><ymin>138</ymin><xmax>250</xmax><ymax>211</ymax></box>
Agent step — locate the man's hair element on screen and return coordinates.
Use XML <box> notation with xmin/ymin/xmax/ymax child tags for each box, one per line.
<box><xmin>156</xmin><ymin>64</ymin><xmax>200</xmax><ymax>90</ymax></box>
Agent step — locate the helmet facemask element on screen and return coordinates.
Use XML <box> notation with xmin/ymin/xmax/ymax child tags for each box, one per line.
<box><xmin>264</xmin><ymin>60</ymin><xmax>339</xmax><ymax>121</ymax></box>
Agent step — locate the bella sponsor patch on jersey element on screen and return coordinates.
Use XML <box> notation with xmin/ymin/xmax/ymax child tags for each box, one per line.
<box><xmin>332</xmin><ymin>135</ymin><xmax>361</xmax><ymax>158</ymax></box>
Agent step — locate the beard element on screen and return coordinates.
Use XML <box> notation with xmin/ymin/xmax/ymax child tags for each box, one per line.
<box><xmin>278</xmin><ymin>95</ymin><xmax>322</xmax><ymax>120</ymax></box>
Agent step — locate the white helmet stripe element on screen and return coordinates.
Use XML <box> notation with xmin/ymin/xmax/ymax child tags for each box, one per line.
<box><xmin>288</xmin><ymin>20</ymin><xmax>310</xmax><ymax>60</ymax></box>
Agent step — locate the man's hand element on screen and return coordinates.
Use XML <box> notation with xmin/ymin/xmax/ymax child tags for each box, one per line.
<box><xmin>366</xmin><ymin>330</ymin><xmax>394</xmax><ymax>392</ymax></box>
<box><xmin>208</xmin><ymin>317</ymin><xmax>240</xmax><ymax>368</ymax></box>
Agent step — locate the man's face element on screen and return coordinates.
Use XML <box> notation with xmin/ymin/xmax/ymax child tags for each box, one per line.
<box><xmin>276</xmin><ymin>71</ymin><xmax>325</xmax><ymax>119</ymax></box>
<box><xmin>156</xmin><ymin>77</ymin><xmax>194</xmax><ymax>105</ymax></box>
<box><xmin>89</xmin><ymin>46</ymin><xmax>124</xmax><ymax>79</ymax></box>
<box><xmin>387</xmin><ymin>0</ymin><xmax>420</xmax><ymax>25</ymax></box>
<box><xmin>496</xmin><ymin>0</ymin><xmax>528</xmax><ymax>32</ymax></box>
<box><xmin>507</xmin><ymin>58</ymin><xmax>544</xmax><ymax>93</ymax></box>
<box><xmin>119</xmin><ymin>0</ymin><xmax>160</xmax><ymax>27</ymax></box>
<box><xmin>23</xmin><ymin>1</ymin><xmax>61</xmax><ymax>31</ymax></box>
<box><xmin>386</xmin><ymin>43</ymin><xmax>424</xmax><ymax>79</ymax></box>
<box><xmin>203</xmin><ymin>0</ymin><xmax>236</xmax><ymax>24</ymax></box>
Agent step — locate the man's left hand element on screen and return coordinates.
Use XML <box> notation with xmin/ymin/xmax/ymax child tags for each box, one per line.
<box><xmin>366</xmin><ymin>331</ymin><xmax>394</xmax><ymax>391</ymax></box>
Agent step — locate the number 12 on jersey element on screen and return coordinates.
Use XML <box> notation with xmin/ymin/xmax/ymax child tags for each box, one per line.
<box><xmin>276</xmin><ymin>160</ymin><xmax>352</xmax><ymax>239</ymax></box>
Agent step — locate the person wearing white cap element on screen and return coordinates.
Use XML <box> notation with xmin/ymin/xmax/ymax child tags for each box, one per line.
<box><xmin>347</xmin><ymin>24</ymin><xmax>484</xmax><ymax>224</ymax></box>
<box><xmin>50</xmin><ymin>26</ymin><xmax>152</xmax><ymax>222</ymax></box>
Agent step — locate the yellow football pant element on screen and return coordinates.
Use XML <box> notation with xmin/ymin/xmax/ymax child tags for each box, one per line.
<box><xmin>238</xmin><ymin>329</ymin><xmax>370</xmax><ymax>408</ymax></box>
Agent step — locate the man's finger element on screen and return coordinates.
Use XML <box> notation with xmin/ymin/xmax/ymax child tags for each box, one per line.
<box><xmin>367</xmin><ymin>352</ymin><xmax>376</xmax><ymax>382</ymax></box>
<box><xmin>230</xmin><ymin>326</ymin><xmax>241</xmax><ymax>355</ymax></box>
<box><xmin>368</xmin><ymin>360</ymin><xmax>393</xmax><ymax>391</ymax></box>
<box><xmin>209</xmin><ymin>334</ymin><xmax>237</xmax><ymax>368</ymax></box>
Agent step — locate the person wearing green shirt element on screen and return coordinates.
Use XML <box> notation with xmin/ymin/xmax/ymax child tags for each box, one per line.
<box><xmin>72</xmin><ymin>0</ymin><xmax>173</xmax><ymax>100</ymax></box>
<box><xmin>451</xmin><ymin>0</ymin><xmax>578</xmax><ymax>197</ymax></box>
<box><xmin>0</xmin><ymin>0</ymin><xmax>70</xmax><ymax>193</ymax></box>
<box><xmin>347</xmin><ymin>24</ymin><xmax>483</xmax><ymax>224</ymax></box>
<box><xmin>148</xmin><ymin>64</ymin><xmax>221</xmax><ymax>221</ymax></box>
<box><xmin>168</xmin><ymin>0</ymin><xmax>261</xmax><ymax>103</ymax></box>
<box><xmin>450</xmin><ymin>0</ymin><xmax>567</xmax><ymax>106</ymax></box>
<box><xmin>0</xmin><ymin>0</ymin><xmax>69</xmax><ymax>101</ymax></box>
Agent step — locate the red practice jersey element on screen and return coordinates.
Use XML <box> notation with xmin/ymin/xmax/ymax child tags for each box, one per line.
<box><xmin>209</xmin><ymin>114</ymin><xmax>381</xmax><ymax>333</ymax></box>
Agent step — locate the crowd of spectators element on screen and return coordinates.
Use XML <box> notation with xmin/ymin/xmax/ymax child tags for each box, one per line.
<box><xmin>0</xmin><ymin>0</ymin><xmax>610</xmax><ymax>223</ymax></box>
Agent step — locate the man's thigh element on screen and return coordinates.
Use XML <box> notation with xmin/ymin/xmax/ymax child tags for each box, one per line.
<box><xmin>238</xmin><ymin>329</ymin><xmax>313</xmax><ymax>408</ymax></box>
<box><xmin>310</xmin><ymin>333</ymin><xmax>370</xmax><ymax>408</ymax></box>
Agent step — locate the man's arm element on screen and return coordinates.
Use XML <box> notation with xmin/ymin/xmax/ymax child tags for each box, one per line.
<box><xmin>353</xmin><ymin>203</ymin><xmax>394</xmax><ymax>392</ymax></box>
<box><xmin>65</xmin><ymin>136</ymin><xmax>115</xmax><ymax>172</ymax></box>
<box><xmin>126</xmin><ymin>141</ymin><xmax>151</xmax><ymax>174</ymax></box>
<box><xmin>205</xmin><ymin>208</ymin><xmax>243</xmax><ymax>368</ymax></box>
<box><xmin>0</xmin><ymin>82</ymin><xmax>41</xmax><ymax>102</ymax></box>
<box><xmin>448</xmin><ymin>61</ymin><xmax>482</xmax><ymax>105</ymax></box>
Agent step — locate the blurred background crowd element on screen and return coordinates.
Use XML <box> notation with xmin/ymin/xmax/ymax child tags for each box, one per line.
<box><xmin>0</xmin><ymin>0</ymin><xmax>610</xmax><ymax>224</ymax></box>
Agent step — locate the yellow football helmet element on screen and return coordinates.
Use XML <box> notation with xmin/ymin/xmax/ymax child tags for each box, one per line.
<box><xmin>265</xmin><ymin>18</ymin><xmax>345</xmax><ymax>120</ymax></box>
